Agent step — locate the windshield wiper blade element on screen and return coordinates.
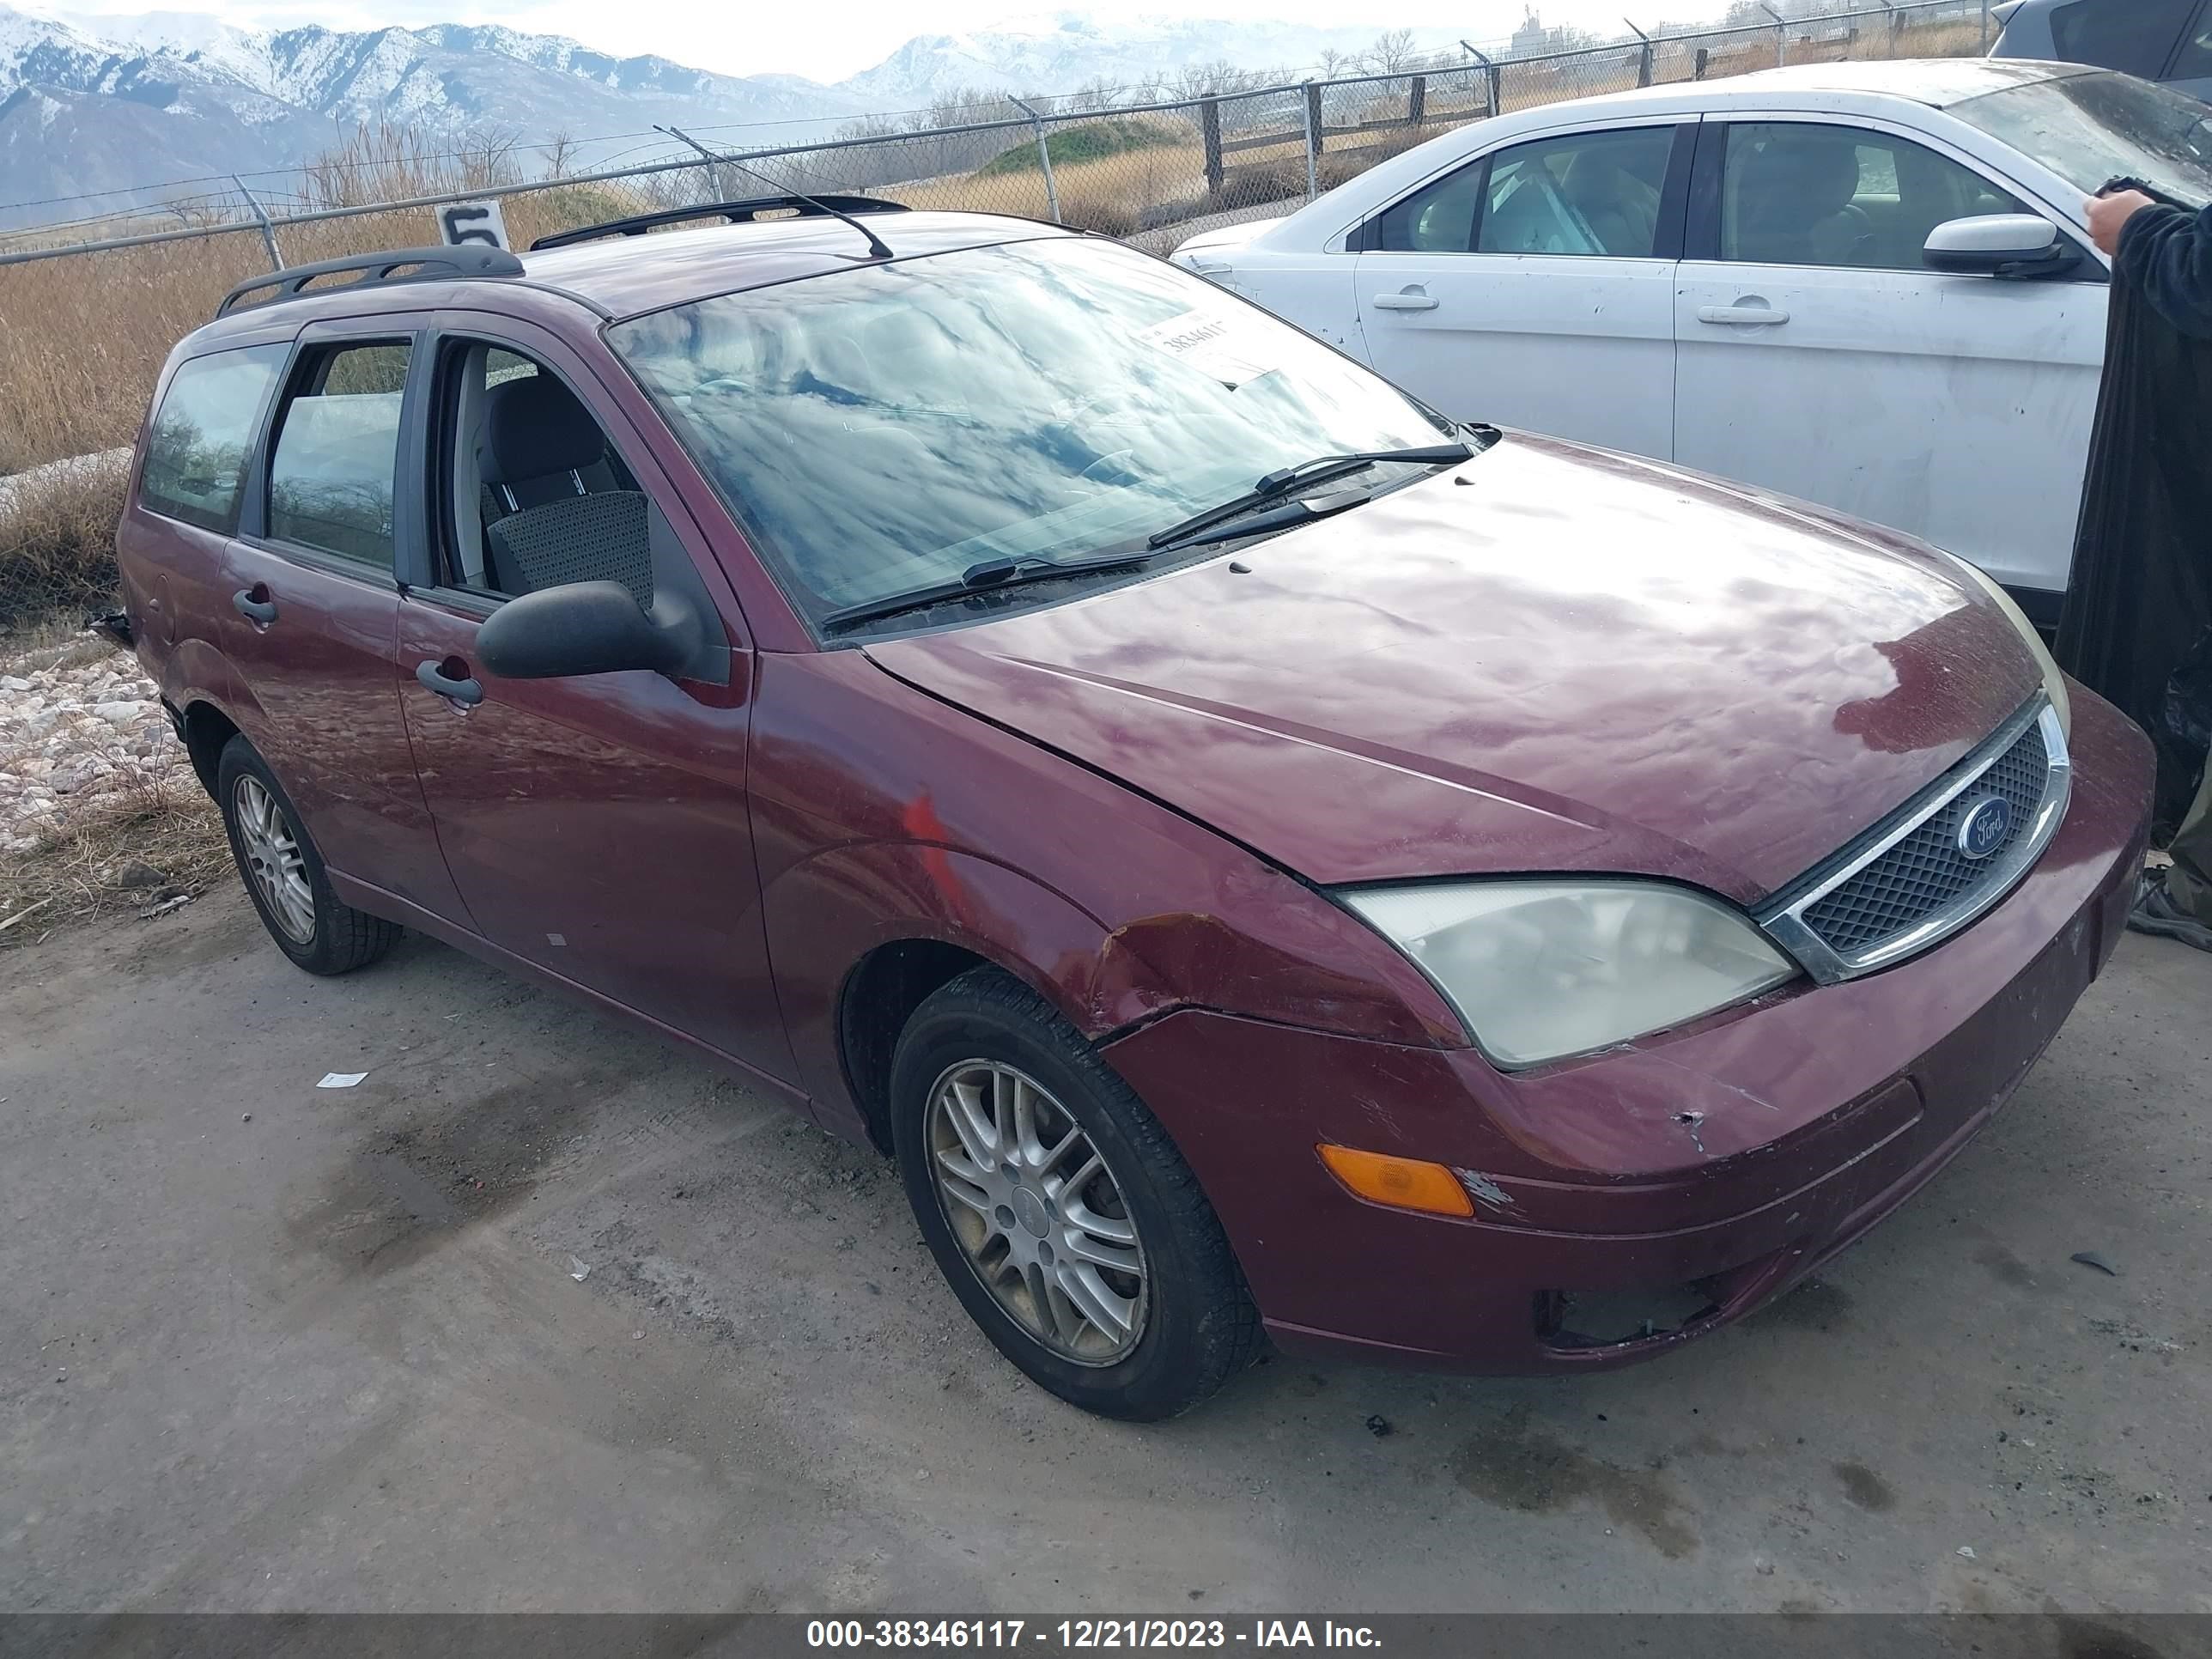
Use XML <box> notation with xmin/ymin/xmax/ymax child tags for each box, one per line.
<box><xmin>1146</xmin><ymin>441</ymin><xmax>1472</xmax><ymax>551</ymax></box>
<box><xmin>1146</xmin><ymin>489</ymin><xmax>1376</xmax><ymax>555</ymax></box>
<box><xmin>820</xmin><ymin>550</ymin><xmax>1155</xmax><ymax>632</ymax></box>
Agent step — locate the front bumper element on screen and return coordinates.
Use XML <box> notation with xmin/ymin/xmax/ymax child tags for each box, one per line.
<box><xmin>1100</xmin><ymin>687</ymin><xmax>2154</xmax><ymax>1374</ymax></box>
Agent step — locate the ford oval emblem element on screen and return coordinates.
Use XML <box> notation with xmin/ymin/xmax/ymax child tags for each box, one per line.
<box><xmin>1956</xmin><ymin>794</ymin><xmax>2013</xmax><ymax>861</ymax></box>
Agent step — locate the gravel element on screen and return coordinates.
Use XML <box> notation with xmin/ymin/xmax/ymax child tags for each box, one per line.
<box><xmin>0</xmin><ymin>637</ymin><xmax>191</xmax><ymax>856</ymax></box>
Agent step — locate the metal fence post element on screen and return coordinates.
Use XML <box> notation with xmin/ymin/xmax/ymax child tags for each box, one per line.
<box><xmin>1694</xmin><ymin>46</ymin><xmax>1710</xmax><ymax>78</ymax></box>
<box><xmin>1200</xmin><ymin>96</ymin><xmax>1224</xmax><ymax>200</ymax></box>
<box><xmin>659</xmin><ymin>125</ymin><xmax>730</xmax><ymax>200</ymax></box>
<box><xmin>1461</xmin><ymin>43</ymin><xmax>1501</xmax><ymax>118</ymax></box>
<box><xmin>1302</xmin><ymin>82</ymin><xmax>1322</xmax><ymax>201</ymax></box>
<box><xmin>1408</xmin><ymin>74</ymin><xmax>1426</xmax><ymax>127</ymax></box>
<box><xmin>1626</xmin><ymin>19</ymin><xmax>1655</xmax><ymax>87</ymax></box>
<box><xmin>1009</xmin><ymin>96</ymin><xmax>1060</xmax><ymax>223</ymax></box>
<box><xmin>1981</xmin><ymin>0</ymin><xmax>1992</xmax><ymax>48</ymax></box>
<box><xmin>230</xmin><ymin>174</ymin><xmax>284</xmax><ymax>270</ymax></box>
<box><xmin>1759</xmin><ymin>3</ymin><xmax>1787</xmax><ymax>66</ymax></box>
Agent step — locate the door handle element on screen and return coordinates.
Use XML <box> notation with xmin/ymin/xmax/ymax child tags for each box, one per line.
<box><xmin>415</xmin><ymin>658</ymin><xmax>484</xmax><ymax>708</ymax></box>
<box><xmin>1697</xmin><ymin>303</ymin><xmax>1790</xmax><ymax>326</ymax></box>
<box><xmin>231</xmin><ymin>586</ymin><xmax>277</xmax><ymax>626</ymax></box>
<box><xmin>1370</xmin><ymin>290</ymin><xmax>1441</xmax><ymax>311</ymax></box>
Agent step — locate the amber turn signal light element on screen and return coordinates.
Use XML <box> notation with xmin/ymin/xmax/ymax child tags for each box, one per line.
<box><xmin>1317</xmin><ymin>1144</ymin><xmax>1474</xmax><ymax>1218</ymax></box>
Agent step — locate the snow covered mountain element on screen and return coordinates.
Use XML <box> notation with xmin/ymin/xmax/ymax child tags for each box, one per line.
<box><xmin>0</xmin><ymin>5</ymin><xmax>1480</xmax><ymax>230</ymax></box>
<box><xmin>839</xmin><ymin>13</ymin><xmax>1471</xmax><ymax>108</ymax></box>
<box><xmin>0</xmin><ymin>6</ymin><xmax>860</xmax><ymax>227</ymax></box>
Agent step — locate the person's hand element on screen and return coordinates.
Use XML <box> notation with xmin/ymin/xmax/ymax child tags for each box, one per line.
<box><xmin>2086</xmin><ymin>189</ymin><xmax>2154</xmax><ymax>257</ymax></box>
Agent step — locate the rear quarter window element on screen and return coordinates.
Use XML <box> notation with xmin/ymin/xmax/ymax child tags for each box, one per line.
<box><xmin>138</xmin><ymin>343</ymin><xmax>290</xmax><ymax>535</ymax></box>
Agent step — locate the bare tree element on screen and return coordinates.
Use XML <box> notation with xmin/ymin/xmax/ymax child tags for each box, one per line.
<box><xmin>541</xmin><ymin>128</ymin><xmax>579</xmax><ymax>182</ymax></box>
<box><xmin>1362</xmin><ymin>28</ymin><xmax>1423</xmax><ymax>72</ymax></box>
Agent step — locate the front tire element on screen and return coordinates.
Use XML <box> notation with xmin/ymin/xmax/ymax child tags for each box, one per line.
<box><xmin>216</xmin><ymin>735</ymin><xmax>398</xmax><ymax>976</ymax></box>
<box><xmin>890</xmin><ymin>967</ymin><xmax>1261</xmax><ymax>1420</ymax></box>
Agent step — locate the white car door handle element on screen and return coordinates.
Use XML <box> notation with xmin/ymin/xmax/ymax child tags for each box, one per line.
<box><xmin>1371</xmin><ymin>291</ymin><xmax>1440</xmax><ymax>311</ymax></box>
<box><xmin>1697</xmin><ymin>304</ymin><xmax>1790</xmax><ymax>325</ymax></box>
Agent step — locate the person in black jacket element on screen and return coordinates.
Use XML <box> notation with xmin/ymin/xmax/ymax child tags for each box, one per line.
<box><xmin>2084</xmin><ymin>187</ymin><xmax>2212</xmax><ymax>952</ymax></box>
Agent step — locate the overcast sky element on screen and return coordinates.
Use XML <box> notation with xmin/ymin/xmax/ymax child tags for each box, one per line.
<box><xmin>45</xmin><ymin>0</ymin><xmax>1641</xmax><ymax>84</ymax></box>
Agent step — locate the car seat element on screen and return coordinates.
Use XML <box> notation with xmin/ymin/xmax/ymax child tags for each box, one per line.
<box><xmin>1559</xmin><ymin>148</ymin><xmax>1661</xmax><ymax>256</ymax></box>
<box><xmin>1730</xmin><ymin>136</ymin><xmax>1875</xmax><ymax>267</ymax></box>
<box><xmin>477</xmin><ymin>373</ymin><xmax>654</xmax><ymax>607</ymax></box>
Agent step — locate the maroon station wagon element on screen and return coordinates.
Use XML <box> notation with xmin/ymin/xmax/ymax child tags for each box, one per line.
<box><xmin>116</xmin><ymin>197</ymin><xmax>2152</xmax><ymax>1419</ymax></box>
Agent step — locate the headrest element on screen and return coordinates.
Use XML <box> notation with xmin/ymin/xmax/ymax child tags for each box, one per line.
<box><xmin>482</xmin><ymin>371</ymin><xmax>605</xmax><ymax>484</ymax></box>
<box><xmin>1739</xmin><ymin>138</ymin><xmax>1861</xmax><ymax>224</ymax></box>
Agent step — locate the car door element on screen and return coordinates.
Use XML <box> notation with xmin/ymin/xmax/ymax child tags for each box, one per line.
<box><xmin>1670</xmin><ymin>115</ymin><xmax>2106</xmax><ymax>608</ymax></box>
<box><xmin>1351</xmin><ymin>118</ymin><xmax>1692</xmax><ymax>459</ymax></box>
<box><xmin>393</xmin><ymin>319</ymin><xmax>799</xmax><ymax>1087</ymax></box>
<box><xmin>222</xmin><ymin>320</ymin><xmax>468</xmax><ymax>921</ymax></box>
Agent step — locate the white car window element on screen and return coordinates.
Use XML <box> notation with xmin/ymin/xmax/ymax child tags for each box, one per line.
<box><xmin>1372</xmin><ymin>126</ymin><xmax>1673</xmax><ymax>256</ymax></box>
<box><xmin>1721</xmin><ymin>123</ymin><xmax>2025</xmax><ymax>270</ymax></box>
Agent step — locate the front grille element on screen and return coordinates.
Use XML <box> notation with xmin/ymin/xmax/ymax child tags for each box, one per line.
<box><xmin>1802</xmin><ymin>718</ymin><xmax>2051</xmax><ymax>955</ymax></box>
<box><xmin>1759</xmin><ymin>697</ymin><xmax>2071</xmax><ymax>983</ymax></box>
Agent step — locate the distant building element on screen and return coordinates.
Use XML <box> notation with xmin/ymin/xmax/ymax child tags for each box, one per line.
<box><xmin>1510</xmin><ymin>9</ymin><xmax>1556</xmax><ymax>56</ymax></box>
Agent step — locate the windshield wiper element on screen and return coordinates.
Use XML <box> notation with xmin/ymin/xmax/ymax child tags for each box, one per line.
<box><xmin>1146</xmin><ymin>441</ymin><xmax>1474</xmax><ymax>551</ymax></box>
<box><xmin>820</xmin><ymin>550</ymin><xmax>1156</xmax><ymax>632</ymax></box>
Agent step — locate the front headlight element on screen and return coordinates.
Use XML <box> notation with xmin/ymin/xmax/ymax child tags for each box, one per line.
<box><xmin>1942</xmin><ymin>554</ymin><xmax>2070</xmax><ymax>738</ymax></box>
<box><xmin>1338</xmin><ymin>880</ymin><xmax>1799</xmax><ymax>1069</ymax></box>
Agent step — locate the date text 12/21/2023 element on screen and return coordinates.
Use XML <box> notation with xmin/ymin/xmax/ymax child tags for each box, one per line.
<box><xmin>805</xmin><ymin>1622</ymin><xmax>1383</xmax><ymax>1650</ymax></box>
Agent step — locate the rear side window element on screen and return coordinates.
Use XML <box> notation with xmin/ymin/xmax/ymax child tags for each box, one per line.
<box><xmin>265</xmin><ymin>342</ymin><xmax>410</xmax><ymax>568</ymax></box>
<box><xmin>139</xmin><ymin>344</ymin><xmax>289</xmax><ymax>534</ymax></box>
<box><xmin>2047</xmin><ymin>0</ymin><xmax>2191</xmax><ymax>76</ymax></box>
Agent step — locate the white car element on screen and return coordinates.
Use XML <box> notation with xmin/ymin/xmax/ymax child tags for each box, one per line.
<box><xmin>1171</xmin><ymin>58</ymin><xmax>2212</xmax><ymax>621</ymax></box>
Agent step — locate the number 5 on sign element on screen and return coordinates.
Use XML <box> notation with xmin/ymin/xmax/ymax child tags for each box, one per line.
<box><xmin>436</xmin><ymin>199</ymin><xmax>510</xmax><ymax>250</ymax></box>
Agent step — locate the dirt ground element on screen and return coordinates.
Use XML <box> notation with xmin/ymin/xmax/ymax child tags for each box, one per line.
<box><xmin>3</xmin><ymin>886</ymin><xmax>2208</xmax><ymax>1614</ymax></box>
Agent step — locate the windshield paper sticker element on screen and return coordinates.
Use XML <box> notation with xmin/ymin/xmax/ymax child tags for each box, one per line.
<box><xmin>1133</xmin><ymin>308</ymin><xmax>1282</xmax><ymax>386</ymax></box>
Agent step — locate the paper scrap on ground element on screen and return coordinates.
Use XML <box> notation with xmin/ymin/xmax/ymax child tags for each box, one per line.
<box><xmin>316</xmin><ymin>1072</ymin><xmax>368</xmax><ymax>1089</ymax></box>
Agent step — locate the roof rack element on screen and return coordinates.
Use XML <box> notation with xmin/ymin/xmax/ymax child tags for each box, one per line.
<box><xmin>529</xmin><ymin>196</ymin><xmax>909</xmax><ymax>251</ymax></box>
<box><xmin>217</xmin><ymin>245</ymin><xmax>525</xmax><ymax>318</ymax></box>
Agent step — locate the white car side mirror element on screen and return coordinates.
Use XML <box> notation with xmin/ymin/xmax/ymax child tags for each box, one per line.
<box><xmin>1923</xmin><ymin>213</ymin><xmax>2081</xmax><ymax>280</ymax></box>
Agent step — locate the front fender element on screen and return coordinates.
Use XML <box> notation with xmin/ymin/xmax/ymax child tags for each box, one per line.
<box><xmin>763</xmin><ymin>841</ymin><xmax>1183</xmax><ymax>1133</ymax></box>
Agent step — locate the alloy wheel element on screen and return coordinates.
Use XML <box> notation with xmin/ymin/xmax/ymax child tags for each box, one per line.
<box><xmin>233</xmin><ymin>774</ymin><xmax>315</xmax><ymax>945</ymax></box>
<box><xmin>926</xmin><ymin>1059</ymin><xmax>1149</xmax><ymax>1365</ymax></box>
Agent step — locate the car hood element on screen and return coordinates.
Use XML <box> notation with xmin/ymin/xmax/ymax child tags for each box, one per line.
<box><xmin>863</xmin><ymin>434</ymin><xmax>2043</xmax><ymax>903</ymax></box>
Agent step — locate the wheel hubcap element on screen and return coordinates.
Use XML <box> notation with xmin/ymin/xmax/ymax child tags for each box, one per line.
<box><xmin>926</xmin><ymin>1060</ymin><xmax>1148</xmax><ymax>1366</ymax></box>
<box><xmin>233</xmin><ymin>775</ymin><xmax>315</xmax><ymax>945</ymax></box>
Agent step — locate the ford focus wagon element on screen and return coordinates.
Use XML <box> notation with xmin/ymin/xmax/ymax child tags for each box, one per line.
<box><xmin>116</xmin><ymin>198</ymin><xmax>2153</xmax><ymax>1418</ymax></box>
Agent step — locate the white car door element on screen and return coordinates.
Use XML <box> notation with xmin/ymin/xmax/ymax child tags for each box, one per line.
<box><xmin>1671</xmin><ymin>113</ymin><xmax>2106</xmax><ymax>609</ymax></box>
<box><xmin>1350</xmin><ymin>119</ymin><xmax>1691</xmax><ymax>459</ymax></box>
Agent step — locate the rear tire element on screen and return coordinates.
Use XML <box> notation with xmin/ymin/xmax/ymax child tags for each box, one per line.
<box><xmin>216</xmin><ymin>735</ymin><xmax>398</xmax><ymax>976</ymax></box>
<box><xmin>890</xmin><ymin>966</ymin><xmax>1261</xmax><ymax>1420</ymax></box>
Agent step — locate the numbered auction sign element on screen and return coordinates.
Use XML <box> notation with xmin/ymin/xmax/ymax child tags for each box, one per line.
<box><xmin>435</xmin><ymin>199</ymin><xmax>511</xmax><ymax>251</ymax></box>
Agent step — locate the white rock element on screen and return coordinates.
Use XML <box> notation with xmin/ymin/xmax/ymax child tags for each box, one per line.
<box><xmin>0</xmin><ymin>675</ymin><xmax>29</xmax><ymax>692</ymax></box>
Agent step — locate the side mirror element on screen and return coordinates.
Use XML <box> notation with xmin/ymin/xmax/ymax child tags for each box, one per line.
<box><xmin>476</xmin><ymin>580</ymin><xmax>684</xmax><ymax>680</ymax></box>
<box><xmin>1923</xmin><ymin>213</ymin><xmax>2081</xmax><ymax>280</ymax></box>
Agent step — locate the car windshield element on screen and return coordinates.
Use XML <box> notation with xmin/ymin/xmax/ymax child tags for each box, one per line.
<box><xmin>1951</xmin><ymin>70</ymin><xmax>2212</xmax><ymax>206</ymax></box>
<box><xmin>608</xmin><ymin>237</ymin><xmax>1451</xmax><ymax>631</ymax></box>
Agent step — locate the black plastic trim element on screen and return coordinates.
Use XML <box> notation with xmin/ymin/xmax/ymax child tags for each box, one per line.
<box><xmin>217</xmin><ymin>246</ymin><xmax>523</xmax><ymax>319</ymax></box>
<box><xmin>530</xmin><ymin>195</ymin><xmax>910</xmax><ymax>251</ymax></box>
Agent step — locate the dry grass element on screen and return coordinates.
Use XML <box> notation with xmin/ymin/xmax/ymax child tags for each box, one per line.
<box><xmin>0</xmin><ymin>457</ymin><xmax>131</xmax><ymax>629</ymax></box>
<box><xmin>0</xmin><ymin>769</ymin><xmax>228</xmax><ymax>949</ymax></box>
<box><xmin>0</xmin><ymin>137</ymin><xmax>657</xmax><ymax>476</ymax></box>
